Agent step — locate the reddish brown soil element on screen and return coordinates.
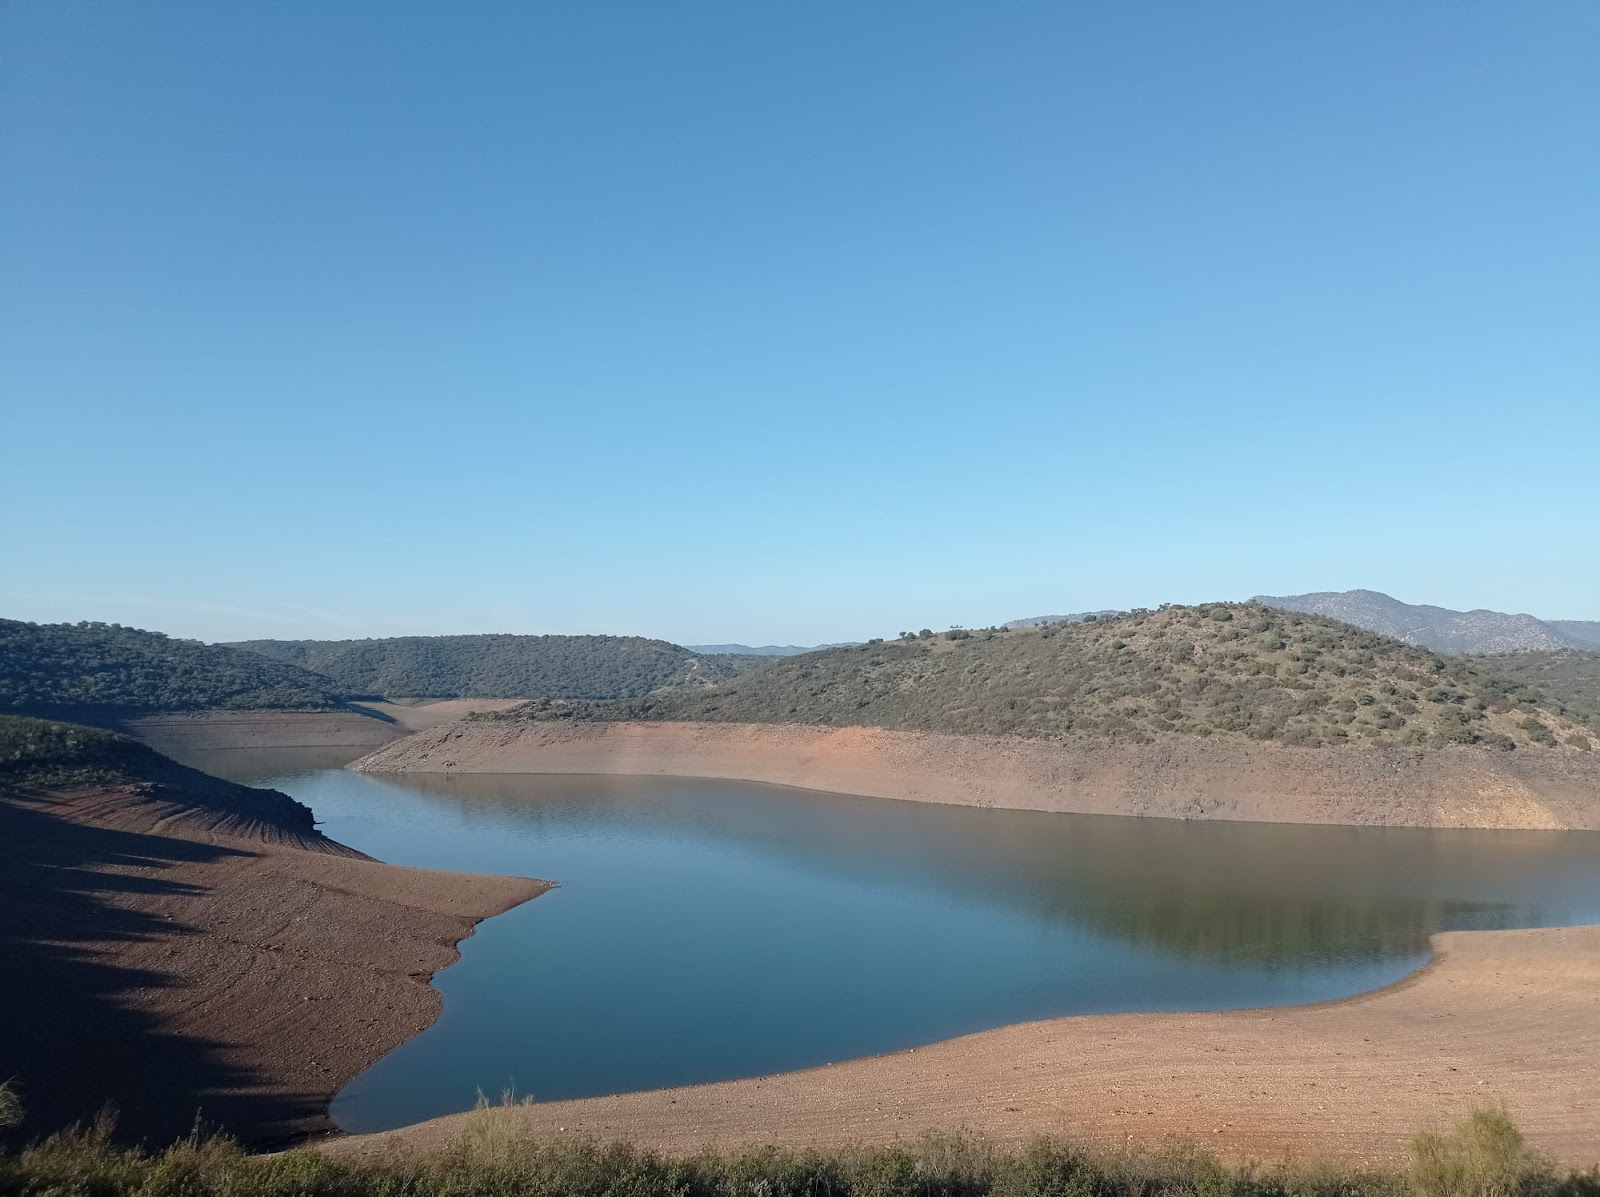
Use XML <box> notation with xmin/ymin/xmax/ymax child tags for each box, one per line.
<box><xmin>352</xmin><ymin>720</ymin><xmax>1600</xmax><ymax>830</ymax></box>
<box><xmin>329</xmin><ymin>925</ymin><xmax>1600</xmax><ymax>1169</ymax></box>
<box><xmin>0</xmin><ymin>772</ymin><xmax>547</xmax><ymax>1147</ymax></box>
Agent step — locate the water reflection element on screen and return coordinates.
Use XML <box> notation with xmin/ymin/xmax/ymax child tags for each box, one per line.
<box><xmin>218</xmin><ymin>762</ymin><xmax>1600</xmax><ymax>1132</ymax></box>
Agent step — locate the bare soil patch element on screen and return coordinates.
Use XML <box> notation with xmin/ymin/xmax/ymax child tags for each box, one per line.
<box><xmin>327</xmin><ymin>924</ymin><xmax>1600</xmax><ymax>1169</ymax></box>
<box><xmin>351</xmin><ymin>720</ymin><xmax>1600</xmax><ymax>830</ymax></box>
<box><xmin>0</xmin><ymin>773</ymin><xmax>547</xmax><ymax>1147</ymax></box>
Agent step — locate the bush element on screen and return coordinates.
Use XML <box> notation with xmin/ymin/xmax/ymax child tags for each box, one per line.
<box><xmin>1409</xmin><ymin>1106</ymin><xmax>1553</xmax><ymax>1197</ymax></box>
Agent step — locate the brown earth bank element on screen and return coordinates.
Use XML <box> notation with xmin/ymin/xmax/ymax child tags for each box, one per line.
<box><xmin>0</xmin><ymin>768</ymin><xmax>548</xmax><ymax>1148</ymax></box>
<box><xmin>324</xmin><ymin>924</ymin><xmax>1600</xmax><ymax>1170</ymax></box>
<box><xmin>350</xmin><ymin>720</ymin><xmax>1600</xmax><ymax>831</ymax></box>
<box><xmin>123</xmin><ymin>700</ymin><xmax>524</xmax><ymax>755</ymax></box>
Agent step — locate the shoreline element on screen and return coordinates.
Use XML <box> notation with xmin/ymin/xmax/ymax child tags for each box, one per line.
<box><xmin>122</xmin><ymin>700</ymin><xmax>526</xmax><ymax>756</ymax></box>
<box><xmin>0</xmin><ymin>773</ymin><xmax>549</xmax><ymax>1146</ymax></box>
<box><xmin>325</xmin><ymin>922</ymin><xmax>1600</xmax><ymax>1168</ymax></box>
<box><xmin>349</xmin><ymin>719</ymin><xmax>1600</xmax><ymax>831</ymax></box>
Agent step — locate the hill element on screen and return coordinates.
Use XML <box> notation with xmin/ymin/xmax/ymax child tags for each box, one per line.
<box><xmin>1473</xmin><ymin>651</ymin><xmax>1600</xmax><ymax>720</ymax></box>
<box><xmin>499</xmin><ymin>602</ymin><xmax>1597</xmax><ymax>751</ymax></box>
<box><xmin>1254</xmin><ymin>589</ymin><xmax>1599</xmax><ymax>654</ymax></box>
<box><xmin>0</xmin><ymin>619</ymin><xmax>349</xmax><ymax>718</ymax></box>
<box><xmin>1547</xmin><ymin>621</ymin><xmax>1600</xmax><ymax>649</ymax></box>
<box><xmin>227</xmin><ymin>633</ymin><xmax>766</xmax><ymax>699</ymax></box>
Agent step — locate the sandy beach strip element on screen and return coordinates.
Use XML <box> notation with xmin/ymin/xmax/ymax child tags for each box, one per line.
<box><xmin>328</xmin><ymin>923</ymin><xmax>1600</xmax><ymax>1169</ymax></box>
<box><xmin>350</xmin><ymin>719</ymin><xmax>1600</xmax><ymax>831</ymax></box>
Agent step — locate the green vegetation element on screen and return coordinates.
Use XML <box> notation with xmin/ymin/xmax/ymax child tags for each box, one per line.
<box><xmin>1410</xmin><ymin>1107</ymin><xmax>1564</xmax><ymax>1197</ymax></box>
<box><xmin>0</xmin><ymin>620</ymin><xmax>347</xmax><ymax>716</ymax></box>
<box><xmin>228</xmin><ymin>634</ymin><xmax>768</xmax><ymax>700</ymax></box>
<box><xmin>0</xmin><ymin>715</ymin><xmax>165</xmax><ymax>788</ymax></box>
<box><xmin>1469</xmin><ymin>652</ymin><xmax>1600</xmax><ymax>744</ymax></box>
<box><xmin>0</xmin><ymin>1109</ymin><xmax>1594</xmax><ymax>1197</ymax></box>
<box><xmin>499</xmin><ymin>603</ymin><xmax>1591</xmax><ymax>751</ymax></box>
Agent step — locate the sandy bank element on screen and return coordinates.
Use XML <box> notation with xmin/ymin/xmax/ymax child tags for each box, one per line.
<box><xmin>326</xmin><ymin>923</ymin><xmax>1600</xmax><ymax>1168</ymax></box>
<box><xmin>0</xmin><ymin>769</ymin><xmax>548</xmax><ymax>1146</ymax></box>
<box><xmin>350</xmin><ymin>720</ymin><xmax>1600</xmax><ymax>831</ymax></box>
<box><xmin>122</xmin><ymin>700</ymin><xmax>523</xmax><ymax>755</ymax></box>
<box><xmin>125</xmin><ymin>709</ymin><xmax>406</xmax><ymax>754</ymax></box>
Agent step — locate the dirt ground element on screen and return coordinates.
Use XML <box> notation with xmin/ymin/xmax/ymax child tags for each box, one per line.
<box><xmin>0</xmin><ymin>772</ymin><xmax>548</xmax><ymax>1147</ymax></box>
<box><xmin>122</xmin><ymin>700</ymin><xmax>525</xmax><ymax>755</ymax></box>
<box><xmin>352</xmin><ymin>719</ymin><xmax>1600</xmax><ymax>831</ymax></box>
<box><xmin>327</xmin><ymin>924</ymin><xmax>1600</xmax><ymax>1169</ymax></box>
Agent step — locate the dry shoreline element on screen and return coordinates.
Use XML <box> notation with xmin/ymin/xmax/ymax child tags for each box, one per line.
<box><xmin>326</xmin><ymin>923</ymin><xmax>1600</xmax><ymax>1169</ymax></box>
<box><xmin>350</xmin><ymin>719</ymin><xmax>1600</xmax><ymax>831</ymax></box>
<box><xmin>332</xmin><ymin>718</ymin><xmax>1600</xmax><ymax>1166</ymax></box>
<box><xmin>124</xmin><ymin>700</ymin><xmax>525</xmax><ymax>755</ymax></box>
<box><xmin>0</xmin><ymin>772</ymin><xmax>548</xmax><ymax>1146</ymax></box>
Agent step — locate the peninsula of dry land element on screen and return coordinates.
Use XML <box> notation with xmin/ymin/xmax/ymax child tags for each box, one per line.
<box><xmin>0</xmin><ymin>716</ymin><xmax>548</xmax><ymax>1146</ymax></box>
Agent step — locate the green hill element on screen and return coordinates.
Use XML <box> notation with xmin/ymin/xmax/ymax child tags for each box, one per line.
<box><xmin>0</xmin><ymin>620</ymin><xmax>349</xmax><ymax>717</ymax></box>
<box><xmin>0</xmin><ymin>714</ymin><xmax>167</xmax><ymax>787</ymax></box>
<box><xmin>501</xmin><ymin>602</ymin><xmax>1597</xmax><ymax>751</ymax></box>
<box><xmin>1471</xmin><ymin>650</ymin><xmax>1600</xmax><ymax>721</ymax></box>
<box><xmin>227</xmin><ymin>633</ymin><xmax>768</xmax><ymax>700</ymax></box>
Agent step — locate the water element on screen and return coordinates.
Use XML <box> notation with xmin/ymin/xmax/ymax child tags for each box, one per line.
<box><xmin>188</xmin><ymin>750</ymin><xmax>1600</xmax><ymax>1134</ymax></box>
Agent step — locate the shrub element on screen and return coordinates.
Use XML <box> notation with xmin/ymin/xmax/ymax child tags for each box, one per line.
<box><xmin>1409</xmin><ymin>1106</ymin><xmax>1553</xmax><ymax>1197</ymax></box>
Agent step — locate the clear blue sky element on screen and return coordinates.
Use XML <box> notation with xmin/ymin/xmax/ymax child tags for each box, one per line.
<box><xmin>3</xmin><ymin>1</ymin><xmax>1596</xmax><ymax>645</ymax></box>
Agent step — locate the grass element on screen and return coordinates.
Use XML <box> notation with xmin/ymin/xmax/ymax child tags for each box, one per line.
<box><xmin>0</xmin><ymin>1107</ymin><xmax>1596</xmax><ymax>1197</ymax></box>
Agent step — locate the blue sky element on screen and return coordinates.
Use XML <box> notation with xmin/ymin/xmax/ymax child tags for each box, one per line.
<box><xmin>3</xmin><ymin>1</ymin><xmax>1596</xmax><ymax>644</ymax></box>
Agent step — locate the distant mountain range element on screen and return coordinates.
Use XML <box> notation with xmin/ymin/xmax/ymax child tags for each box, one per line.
<box><xmin>1253</xmin><ymin>590</ymin><xmax>1600</xmax><ymax>655</ymax></box>
<box><xmin>687</xmin><ymin>643</ymin><xmax>856</xmax><ymax>656</ymax></box>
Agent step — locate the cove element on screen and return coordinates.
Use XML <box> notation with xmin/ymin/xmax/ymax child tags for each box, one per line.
<box><xmin>201</xmin><ymin>753</ymin><xmax>1600</xmax><ymax>1135</ymax></box>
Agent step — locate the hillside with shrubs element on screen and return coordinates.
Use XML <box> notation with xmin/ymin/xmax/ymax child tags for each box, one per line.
<box><xmin>500</xmin><ymin>603</ymin><xmax>1598</xmax><ymax>752</ymax></box>
<box><xmin>1471</xmin><ymin>650</ymin><xmax>1600</xmax><ymax>725</ymax></box>
<box><xmin>229</xmin><ymin>633</ymin><xmax>768</xmax><ymax>699</ymax></box>
<box><xmin>0</xmin><ymin>619</ymin><xmax>349</xmax><ymax>716</ymax></box>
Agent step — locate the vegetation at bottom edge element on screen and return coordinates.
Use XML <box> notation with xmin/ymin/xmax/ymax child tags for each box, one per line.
<box><xmin>0</xmin><ymin>1091</ymin><xmax>1595</xmax><ymax>1197</ymax></box>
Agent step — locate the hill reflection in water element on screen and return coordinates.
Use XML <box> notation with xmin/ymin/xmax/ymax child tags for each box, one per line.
<box><xmin>201</xmin><ymin>757</ymin><xmax>1600</xmax><ymax>1132</ymax></box>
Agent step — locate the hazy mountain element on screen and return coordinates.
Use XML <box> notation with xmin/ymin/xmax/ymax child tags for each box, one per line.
<box><xmin>228</xmin><ymin>633</ymin><xmax>768</xmax><ymax>699</ymax></box>
<box><xmin>499</xmin><ymin>603</ymin><xmax>1597</xmax><ymax>751</ymax></box>
<box><xmin>1004</xmin><ymin>610</ymin><xmax>1124</xmax><ymax>629</ymax></box>
<box><xmin>1253</xmin><ymin>590</ymin><xmax>1596</xmax><ymax>655</ymax></box>
<box><xmin>688</xmin><ymin>643</ymin><xmax>857</xmax><ymax>656</ymax></box>
<box><xmin>1546</xmin><ymin>621</ymin><xmax>1600</xmax><ymax>650</ymax></box>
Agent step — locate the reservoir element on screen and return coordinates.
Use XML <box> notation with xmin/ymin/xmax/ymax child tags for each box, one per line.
<box><xmin>191</xmin><ymin>751</ymin><xmax>1600</xmax><ymax>1134</ymax></box>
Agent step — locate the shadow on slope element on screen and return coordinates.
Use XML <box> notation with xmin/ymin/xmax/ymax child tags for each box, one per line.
<box><xmin>0</xmin><ymin>792</ymin><xmax>327</xmax><ymax>1148</ymax></box>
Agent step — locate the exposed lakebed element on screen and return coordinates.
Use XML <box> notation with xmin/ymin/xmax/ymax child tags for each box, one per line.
<box><xmin>190</xmin><ymin>749</ymin><xmax>1600</xmax><ymax>1134</ymax></box>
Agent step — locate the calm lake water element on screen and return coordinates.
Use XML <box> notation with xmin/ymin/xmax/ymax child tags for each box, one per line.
<box><xmin>187</xmin><ymin>749</ymin><xmax>1600</xmax><ymax>1134</ymax></box>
